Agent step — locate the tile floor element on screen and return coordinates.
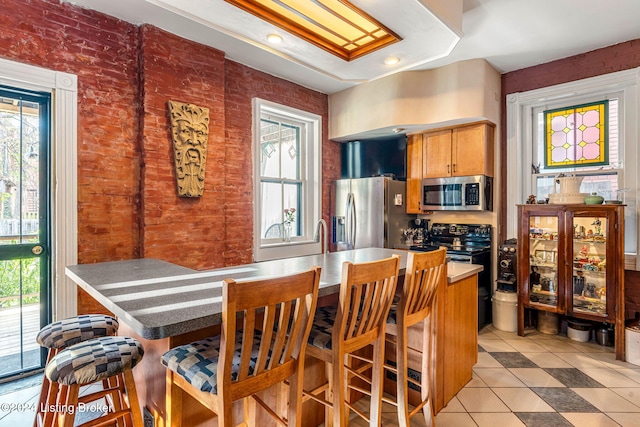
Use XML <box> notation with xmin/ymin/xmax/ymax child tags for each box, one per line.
<box><xmin>3</xmin><ymin>325</ymin><xmax>640</xmax><ymax>426</ymax></box>
<box><xmin>349</xmin><ymin>325</ymin><xmax>640</xmax><ymax>427</ymax></box>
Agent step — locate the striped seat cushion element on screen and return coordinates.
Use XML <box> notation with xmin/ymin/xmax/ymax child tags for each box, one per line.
<box><xmin>307</xmin><ymin>306</ymin><xmax>336</xmax><ymax>350</ymax></box>
<box><xmin>36</xmin><ymin>314</ymin><xmax>119</xmax><ymax>349</ymax></box>
<box><xmin>45</xmin><ymin>336</ymin><xmax>144</xmax><ymax>386</ymax></box>
<box><xmin>161</xmin><ymin>330</ymin><xmax>263</xmax><ymax>394</ymax></box>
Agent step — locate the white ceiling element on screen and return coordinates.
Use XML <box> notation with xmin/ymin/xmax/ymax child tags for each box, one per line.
<box><xmin>64</xmin><ymin>0</ymin><xmax>640</xmax><ymax>95</ymax></box>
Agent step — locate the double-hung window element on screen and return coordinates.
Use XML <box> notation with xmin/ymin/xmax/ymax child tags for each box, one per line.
<box><xmin>253</xmin><ymin>99</ymin><xmax>322</xmax><ymax>261</ymax></box>
<box><xmin>506</xmin><ymin>68</ymin><xmax>639</xmax><ymax>270</ymax></box>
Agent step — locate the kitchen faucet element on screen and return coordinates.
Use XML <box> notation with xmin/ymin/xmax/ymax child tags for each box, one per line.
<box><xmin>315</xmin><ymin>219</ymin><xmax>329</xmax><ymax>254</ymax></box>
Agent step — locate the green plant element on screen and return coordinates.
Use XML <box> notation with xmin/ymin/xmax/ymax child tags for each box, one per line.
<box><xmin>0</xmin><ymin>258</ymin><xmax>41</xmax><ymax>307</ymax></box>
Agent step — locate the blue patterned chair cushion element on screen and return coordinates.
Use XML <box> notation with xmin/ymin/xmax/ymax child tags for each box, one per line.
<box><xmin>307</xmin><ymin>306</ymin><xmax>336</xmax><ymax>350</ymax></box>
<box><xmin>36</xmin><ymin>314</ymin><xmax>119</xmax><ymax>349</ymax></box>
<box><xmin>45</xmin><ymin>336</ymin><xmax>144</xmax><ymax>386</ymax></box>
<box><xmin>161</xmin><ymin>330</ymin><xmax>263</xmax><ymax>394</ymax></box>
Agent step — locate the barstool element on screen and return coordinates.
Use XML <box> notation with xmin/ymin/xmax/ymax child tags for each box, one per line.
<box><xmin>162</xmin><ymin>267</ymin><xmax>321</xmax><ymax>427</ymax></box>
<box><xmin>304</xmin><ymin>255</ymin><xmax>400</xmax><ymax>426</ymax></box>
<box><xmin>35</xmin><ymin>314</ymin><xmax>119</xmax><ymax>427</ymax></box>
<box><xmin>44</xmin><ymin>335</ymin><xmax>144</xmax><ymax>427</ymax></box>
<box><xmin>385</xmin><ymin>248</ymin><xmax>446</xmax><ymax>426</ymax></box>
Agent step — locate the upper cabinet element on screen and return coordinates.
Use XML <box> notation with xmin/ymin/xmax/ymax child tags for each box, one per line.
<box><xmin>406</xmin><ymin>134</ymin><xmax>423</xmax><ymax>214</ymax></box>
<box><xmin>406</xmin><ymin>121</ymin><xmax>495</xmax><ymax>214</ymax></box>
<box><xmin>423</xmin><ymin>123</ymin><xmax>495</xmax><ymax>178</ymax></box>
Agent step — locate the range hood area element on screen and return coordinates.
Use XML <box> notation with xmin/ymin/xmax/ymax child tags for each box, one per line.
<box><xmin>328</xmin><ymin>59</ymin><xmax>501</xmax><ymax>142</ymax></box>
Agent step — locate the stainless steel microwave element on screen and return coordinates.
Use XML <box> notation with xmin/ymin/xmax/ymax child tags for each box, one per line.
<box><xmin>421</xmin><ymin>175</ymin><xmax>493</xmax><ymax>211</ymax></box>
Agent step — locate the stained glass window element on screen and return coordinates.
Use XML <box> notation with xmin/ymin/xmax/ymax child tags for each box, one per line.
<box><xmin>543</xmin><ymin>101</ymin><xmax>608</xmax><ymax>169</ymax></box>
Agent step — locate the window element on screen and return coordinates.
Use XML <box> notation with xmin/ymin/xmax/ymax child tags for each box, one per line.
<box><xmin>532</xmin><ymin>98</ymin><xmax>621</xmax><ymax>202</ymax></box>
<box><xmin>506</xmin><ymin>68</ymin><xmax>639</xmax><ymax>270</ymax></box>
<box><xmin>253</xmin><ymin>99</ymin><xmax>322</xmax><ymax>261</ymax></box>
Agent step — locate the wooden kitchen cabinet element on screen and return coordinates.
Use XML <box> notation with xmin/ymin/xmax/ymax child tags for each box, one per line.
<box><xmin>405</xmin><ymin>121</ymin><xmax>495</xmax><ymax>213</ymax></box>
<box><xmin>517</xmin><ymin>204</ymin><xmax>625</xmax><ymax>360</ymax></box>
<box><xmin>423</xmin><ymin>122</ymin><xmax>495</xmax><ymax>178</ymax></box>
<box><xmin>406</xmin><ymin>133</ymin><xmax>423</xmax><ymax>214</ymax></box>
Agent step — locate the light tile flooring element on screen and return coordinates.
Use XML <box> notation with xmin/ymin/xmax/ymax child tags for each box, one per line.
<box><xmin>3</xmin><ymin>325</ymin><xmax>640</xmax><ymax>426</ymax></box>
<box><xmin>349</xmin><ymin>325</ymin><xmax>640</xmax><ymax>427</ymax></box>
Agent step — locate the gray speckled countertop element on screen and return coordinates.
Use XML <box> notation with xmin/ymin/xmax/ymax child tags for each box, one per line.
<box><xmin>66</xmin><ymin>248</ymin><xmax>482</xmax><ymax>340</ymax></box>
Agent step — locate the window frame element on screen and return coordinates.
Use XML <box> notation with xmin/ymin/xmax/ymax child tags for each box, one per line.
<box><xmin>252</xmin><ymin>98</ymin><xmax>322</xmax><ymax>261</ymax></box>
<box><xmin>506</xmin><ymin>68</ymin><xmax>639</xmax><ymax>270</ymax></box>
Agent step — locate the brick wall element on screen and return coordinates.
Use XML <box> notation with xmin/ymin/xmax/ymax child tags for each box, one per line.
<box><xmin>0</xmin><ymin>0</ymin><xmax>335</xmax><ymax>312</ymax></box>
<box><xmin>501</xmin><ymin>39</ymin><xmax>640</xmax><ymax>319</ymax></box>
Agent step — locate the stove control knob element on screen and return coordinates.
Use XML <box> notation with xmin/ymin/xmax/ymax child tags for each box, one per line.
<box><xmin>509</xmin><ymin>247</ymin><xmax>516</xmax><ymax>253</ymax></box>
<box><xmin>500</xmin><ymin>259</ymin><xmax>511</xmax><ymax>268</ymax></box>
<box><xmin>502</xmin><ymin>247</ymin><xmax>510</xmax><ymax>252</ymax></box>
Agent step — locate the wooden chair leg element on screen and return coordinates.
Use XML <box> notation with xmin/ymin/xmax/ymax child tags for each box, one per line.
<box><xmin>370</xmin><ymin>339</ymin><xmax>385</xmax><ymax>427</ymax></box>
<box><xmin>324</xmin><ymin>361</ymin><xmax>334</xmax><ymax>427</ymax></box>
<box><xmin>332</xmin><ymin>356</ymin><xmax>348</xmax><ymax>427</ymax></box>
<box><xmin>166</xmin><ymin>371</ymin><xmax>183</xmax><ymax>427</ymax></box>
<box><xmin>35</xmin><ymin>350</ymin><xmax>57</xmax><ymax>427</ymax></box>
<box><xmin>123</xmin><ymin>369</ymin><xmax>143</xmax><ymax>427</ymax></box>
<box><xmin>59</xmin><ymin>384</ymin><xmax>79</xmax><ymax>427</ymax></box>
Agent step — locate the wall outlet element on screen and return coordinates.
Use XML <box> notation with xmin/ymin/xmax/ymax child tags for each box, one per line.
<box><xmin>143</xmin><ymin>407</ymin><xmax>155</xmax><ymax>427</ymax></box>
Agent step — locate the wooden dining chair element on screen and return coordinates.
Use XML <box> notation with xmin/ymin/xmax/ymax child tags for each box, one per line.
<box><xmin>385</xmin><ymin>248</ymin><xmax>446</xmax><ymax>427</ymax></box>
<box><xmin>303</xmin><ymin>255</ymin><xmax>400</xmax><ymax>426</ymax></box>
<box><xmin>162</xmin><ymin>266</ymin><xmax>321</xmax><ymax>427</ymax></box>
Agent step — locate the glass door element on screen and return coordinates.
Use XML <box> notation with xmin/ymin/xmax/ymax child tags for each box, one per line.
<box><xmin>0</xmin><ymin>86</ymin><xmax>50</xmax><ymax>380</ymax></box>
<box><xmin>568</xmin><ymin>211</ymin><xmax>614</xmax><ymax>319</ymax></box>
<box><xmin>526</xmin><ymin>211</ymin><xmax>563</xmax><ymax>311</ymax></box>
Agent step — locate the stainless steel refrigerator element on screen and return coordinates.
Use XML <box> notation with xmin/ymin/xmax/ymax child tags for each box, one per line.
<box><xmin>332</xmin><ymin>177</ymin><xmax>414</xmax><ymax>251</ymax></box>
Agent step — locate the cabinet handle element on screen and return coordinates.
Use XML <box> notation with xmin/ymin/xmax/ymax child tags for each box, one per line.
<box><xmin>453</xmin><ymin>163</ymin><xmax>457</xmax><ymax>173</ymax></box>
<box><xmin>447</xmin><ymin>164</ymin><xmax>450</xmax><ymax>173</ymax></box>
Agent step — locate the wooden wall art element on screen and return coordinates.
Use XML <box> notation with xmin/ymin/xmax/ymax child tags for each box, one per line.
<box><xmin>168</xmin><ymin>100</ymin><xmax>210</xmax><ymax>197</ymax></box>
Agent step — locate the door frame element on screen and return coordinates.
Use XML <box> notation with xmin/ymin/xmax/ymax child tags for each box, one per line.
<box><xmin>0</xmin><ymin>57</ymin><xmax>78</xmax><ymax>320</ymax></box>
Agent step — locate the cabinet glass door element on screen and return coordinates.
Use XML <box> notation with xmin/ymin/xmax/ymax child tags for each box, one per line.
<box><xmin>528</xmin><ymin>215</ymin><xmax>560</xmax><ymax>309</ymax></box>
<box><xmin>571</xmin><ymin>215</ymin><xmax>608</xmax><ymax>317</ymax></box>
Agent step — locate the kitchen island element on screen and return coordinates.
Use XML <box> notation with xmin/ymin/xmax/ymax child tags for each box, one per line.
<box><xmin>66</xmin><ymin>248</ymin><xmax>482</xmax><ymax>426</ymax></box>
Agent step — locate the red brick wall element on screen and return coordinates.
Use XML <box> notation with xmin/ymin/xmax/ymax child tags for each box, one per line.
<box><xmin>0</xmin><ymin>0</ymin><xmax>142</xmax><ymax>265</ymax></box>
<box><xmin>138</xmin><ymin>25</ymin><xmax>228</xmax><ymax>270</ymax></box>
<box><xmin>224</xmin><ymin>61</ymin><xmax>338</xmax><ymax>265</ymax></box>
<box><xmin>501</xmin><ymin>39</ymin><xmax>640</xmax><ymax>319</ymax></box>
<box><xmin>0</xmin><ymin>0</ymin><xmax>335</xmax><ymax>312</ymax></box>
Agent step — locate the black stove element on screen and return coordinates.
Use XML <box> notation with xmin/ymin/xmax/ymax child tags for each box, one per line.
<box><xmin>410</xmin><ymin>223</ymin><xmax>491</xmax><ymax>257</ymax></box>
<box><xmin>410</xmin><ymin>223</ymin><xmax>493</xmax><ymax>328</ymax></box>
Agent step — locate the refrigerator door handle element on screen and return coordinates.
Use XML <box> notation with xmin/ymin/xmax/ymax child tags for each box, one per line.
<box><xmin>350</xmin><ymin>192</ymin><xmax>357</xmax><ymax>248</ymax></box>
<box><xmin>345</xmin><ymin>193</ymin><xmax>354</xmax><ymax>249</ymax></box>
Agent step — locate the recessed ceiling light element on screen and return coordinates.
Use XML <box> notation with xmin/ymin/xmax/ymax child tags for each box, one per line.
<box><xmin>267</xmin><ymin>33</ymin><xmax>283</xmax><ymax>44</ymax></box>
<box><xmin>384</xmin><ymin>57</ymin><xmax>400</xmax><ymax>65</ymax></box>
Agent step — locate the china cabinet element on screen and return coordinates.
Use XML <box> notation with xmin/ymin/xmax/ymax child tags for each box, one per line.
<box><xmin>517</xmin><ymin>204</ymin><xmax>625</xmax><ymax>360</ymax></box>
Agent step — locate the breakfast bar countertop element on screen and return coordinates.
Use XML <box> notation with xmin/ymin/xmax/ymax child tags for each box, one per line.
<box><xmin>66</xmin><ymin>248</ymin><xmax>482</xmax><ymax>340</ymax></box>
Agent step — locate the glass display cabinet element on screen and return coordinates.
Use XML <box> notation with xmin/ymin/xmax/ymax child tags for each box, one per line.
<box><xmin>517</xmin><ymin>204</ymin><xmax>625</xmax><ymax>360</ymax></box>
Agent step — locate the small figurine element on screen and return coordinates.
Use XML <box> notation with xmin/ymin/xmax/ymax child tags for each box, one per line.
<box><xmin>530</xmin><ymin>265</ymin><xmax>540</xmax><ymax>286</ymax></box>
<box><xmin>526</xmin><ymin>194</ymin><xmax>537</xmax><ymax>204</ymax></box>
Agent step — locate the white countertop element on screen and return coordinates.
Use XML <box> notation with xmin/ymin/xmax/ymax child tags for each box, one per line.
<box><xmin>447</xmin><ymin>262</ymin><xmax>484</xmax><ymax>283</ymax></box>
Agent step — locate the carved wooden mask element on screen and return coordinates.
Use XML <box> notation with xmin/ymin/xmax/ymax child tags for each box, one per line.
<box><xmin>168</xmin><ymin>100</ymin><xmax>209</xmax><ymax>197</ymax></box>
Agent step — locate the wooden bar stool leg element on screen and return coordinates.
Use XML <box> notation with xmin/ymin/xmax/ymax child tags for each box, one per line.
<box><xmin>123</xmin><ymin>369</ymin><xmax>143</xmax><ymax>427</ymax></box>
<box><xmin>166</xmin><ymin>371</ymin><xmax>183</xmax><ymax>427</ymax></box>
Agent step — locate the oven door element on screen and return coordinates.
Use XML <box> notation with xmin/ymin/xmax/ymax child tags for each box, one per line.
<box><xmin>448</xmin><ymin>254</ymin><xmax>472</xmax><ymax>263</ymax></box>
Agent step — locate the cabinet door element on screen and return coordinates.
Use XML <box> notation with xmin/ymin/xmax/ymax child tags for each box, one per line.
<box><xmin>519</xmin><ymin>207</ymin><xmax>565</xmax><ymax>314</ymax></box>
<box><xmin>453</xmin><ymin>124</ymin><xmax>494</xmax><ymax>177</ymax></box>
<box><xmin>423</xmin><ymin>130</ymin><xmax>452</xmax><ymax>178</ymax></box>
<box><xmin>406</xmin><ymin>134</ymin><xmax>423</xmax><ymax>214</ymax></box>
<box><xmin>567</xmin><ymin>210</ymin><xmax>616</xmax><ymax>320</ymax></box>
